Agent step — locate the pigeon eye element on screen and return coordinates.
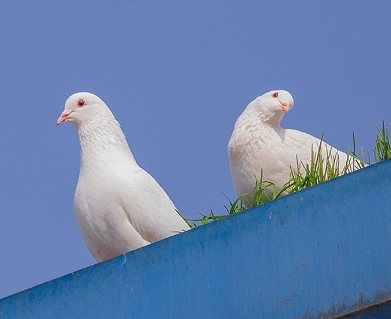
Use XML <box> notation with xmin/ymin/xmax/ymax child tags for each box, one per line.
<box><xmin>77</xmin><ymin>99</ymin><xmax>86</xmax><ymax>107</ymax></box>
<box><xmin>272</xmin><ymin>92</ymin><xmax>279</xmax><ymax>98</ymax></box>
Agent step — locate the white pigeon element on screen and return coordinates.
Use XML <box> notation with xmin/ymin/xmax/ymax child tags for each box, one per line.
<box><xmin>57</xmin><ymin>92</ymin><xmax>190</xmax><ymax>262</ymax></box>
<box><xmin>228</xmin><ymin>89</ymin><xmax>360</xmax><ymax>207</ymax></box>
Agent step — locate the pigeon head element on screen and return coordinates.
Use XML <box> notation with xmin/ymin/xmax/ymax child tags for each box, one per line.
<box><xmin>251</xmin><ymin>90</ymin><xmax>294</xmax><ymax>124</ymax></box>
<box><xmin>57</xmin><ymin>92</ymin><xmax>113</xmax><ymax>127</ymax></box>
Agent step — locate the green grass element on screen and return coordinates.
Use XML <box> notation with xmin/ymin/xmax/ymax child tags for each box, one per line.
<box><xmin>374</xmin><ymin>121</ymin><xmax>391</xmax><ymax>162</ymax></box>
<box><xmin>287</xmin><ymin>138</ymin><xmax>367</xmax><ymax>193</ymax></box>
<box><xmin>186</xmin><ymin>122</ymin><xmax>391</xmax><ymax>228</ymax></box>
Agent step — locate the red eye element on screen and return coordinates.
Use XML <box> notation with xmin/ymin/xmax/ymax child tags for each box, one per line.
<box><xmin>77</xmin><ymin>99</ymin><xmax>86</xmax><ymax>107</ymax></box>
<box><xmin>272</xmin><ymin>92</ymin><xmax>279</xmax><ymax>98</ymax></box>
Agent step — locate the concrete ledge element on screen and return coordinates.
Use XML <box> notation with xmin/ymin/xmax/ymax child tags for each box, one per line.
<box><xmin>1</xmin><ymin>160</ymin><xmax>391</xmax><ymax>319</ymax></box>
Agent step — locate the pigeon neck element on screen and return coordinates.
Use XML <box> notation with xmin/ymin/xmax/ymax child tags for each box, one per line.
<box><xmin>246</xmin><ymin>102</ymin><xmax>283</xmax><ymax>128</ymax></box>
<box><xmin>76</xmin><ymin>114</ymin><xmax>135</xmax><ymax>168</ymax></box>
<box><xmin>229</xmin><ymin>105</ymin><xmax>286</xmax><ymax>149</ymax></box>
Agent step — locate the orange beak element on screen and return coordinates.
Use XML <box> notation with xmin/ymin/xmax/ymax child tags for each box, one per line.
<box><xmin>56</xmin><ymin>111</ymin><xmax>71</xmax><ymax>125</ymax></box>
<box><xmin>280</xmin><ymin>102</ymin><xmax>289</xmax><ymax>113</ymax></box>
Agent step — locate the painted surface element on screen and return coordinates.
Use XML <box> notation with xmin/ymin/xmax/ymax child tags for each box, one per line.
<box><xmin>1</xmin><ymin>160</ymin><xmax>390</xmax><ymax>319</ymax></box>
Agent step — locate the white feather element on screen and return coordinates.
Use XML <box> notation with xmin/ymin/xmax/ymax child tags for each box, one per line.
<box><xmin>58</xmin><ymin>92</ymin><xmax>189</xmax><ymax>262</ymax></box>
<box><xmin>228</xmin><ymin>90</ymin><xmax>358</xmax><ymax>207</ymax></box>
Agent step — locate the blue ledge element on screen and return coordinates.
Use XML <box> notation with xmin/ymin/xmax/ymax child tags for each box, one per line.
<box><xmin>1</xmin><ymin>160</ymin><xmax>391</xmax><ymax>319</ymax></box>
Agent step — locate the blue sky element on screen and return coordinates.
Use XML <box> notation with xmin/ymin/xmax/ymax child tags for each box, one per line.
<box><xmin>1</xmin><ymin>1</ymin><xmax>390</xmax><ymax>298</ymax></box>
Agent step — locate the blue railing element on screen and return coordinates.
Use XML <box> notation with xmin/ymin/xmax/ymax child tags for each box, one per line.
<box><xmin>1</xmin><ymin>160</ymin><xmax>391</xmax><ymax>319</ymax></box>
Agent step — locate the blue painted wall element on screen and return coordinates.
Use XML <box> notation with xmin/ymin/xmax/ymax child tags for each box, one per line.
<box><xmin>1</xmin><ymin>160</ymin><xmax>391</xmax><ymax>319</ymax></box>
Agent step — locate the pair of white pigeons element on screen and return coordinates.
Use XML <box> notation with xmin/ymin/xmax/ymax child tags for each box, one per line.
<box><xmin>57</xmin><ymin>90</ymin><xmax>355</xmax><ymax>262</ymax></box>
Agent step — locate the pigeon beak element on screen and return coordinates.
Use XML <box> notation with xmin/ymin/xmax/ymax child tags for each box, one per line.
<box><xmin>280</xmin><ymin>102</ymin><xmax>289</xmax><ymax>113</ymax></box>
<box><xmin>57</xmin><ymin>111</ymin><xmax>72</xmax><ymax>125</ymax></box>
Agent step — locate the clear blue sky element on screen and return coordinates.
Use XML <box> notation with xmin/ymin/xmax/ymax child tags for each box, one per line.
<box><xmin>1</xmin><ymin>1</ymin><xmax>390</xmax><ymax>298</ymax></box>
